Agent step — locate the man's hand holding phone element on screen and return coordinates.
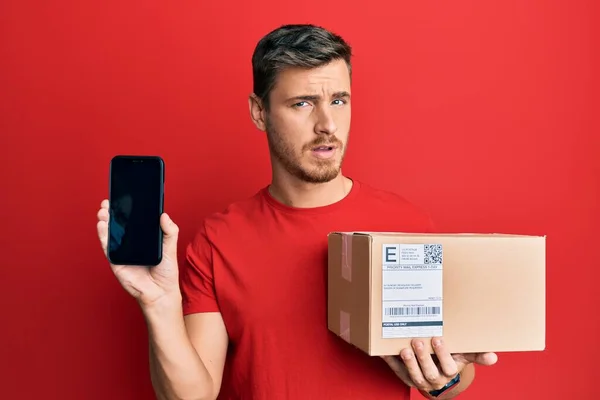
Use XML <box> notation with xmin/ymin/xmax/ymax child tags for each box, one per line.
<box><xmin>96</xmin><ymin>199</ymin><xmax>181</xmax><ymax>309</ymax></box>
<box><xmin>97</xmin><ymin>199</ymin><xmax>223</xmax><ymax>400</ymax></box>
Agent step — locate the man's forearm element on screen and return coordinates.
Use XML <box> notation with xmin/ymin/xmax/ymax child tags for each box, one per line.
<box><xmin>418</xmin><ymin>363</ymin><xmax>475</xmax><ymax>399</ymax></box>
<box><xmin>143</xmin><ymin>297</ymin><xmax>214</xmax><ymax>400</ymax></box>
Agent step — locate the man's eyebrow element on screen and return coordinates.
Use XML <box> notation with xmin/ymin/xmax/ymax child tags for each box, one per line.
<box><xmin>332</xmin><ymin>91</ymin><xmax>351</xmax><ymax>98</ymax></box>
<box><xmin>286</xmin><ymin>91</ymin><xmax>351</xmax><ymax>102</ymax></box>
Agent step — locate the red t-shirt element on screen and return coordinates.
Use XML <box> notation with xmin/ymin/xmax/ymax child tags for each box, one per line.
<box><xmin>180</xmin><ymin>179</ymin><xmax>435</xmax><ymax>400</ymax></box>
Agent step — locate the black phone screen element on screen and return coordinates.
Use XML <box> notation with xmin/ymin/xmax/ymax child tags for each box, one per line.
<box><xmin>107</xmin><ymin>155</ymin><xmax>164</xmax><ymax>266</ymax></box>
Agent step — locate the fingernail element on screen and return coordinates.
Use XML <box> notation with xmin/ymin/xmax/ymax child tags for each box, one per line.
<box><xmin>402</xmin><ymin>351</ymin><xmax>413</xmax><ymax>360</ymax></box>
<box><xmin>433</xmin><ymin>338</ymin><xmax>442</xmax><ymax>347</ymax></box>
<box><xmin>414</xmin><ymin>341</ymin><xmax>423</xmax><ymax>350</ymax></box>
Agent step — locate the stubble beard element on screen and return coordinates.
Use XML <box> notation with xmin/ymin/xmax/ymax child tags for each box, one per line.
<box><xmin>265</xmin><ymin>118</ymin><xmax>345</xmax><ymax>184</ymax></box>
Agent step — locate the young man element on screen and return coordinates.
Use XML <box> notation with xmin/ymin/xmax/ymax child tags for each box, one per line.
<box><xmin>96</xmin><ymin>24</ymin><xmax>497</xmax><ymax>400</ymax></box>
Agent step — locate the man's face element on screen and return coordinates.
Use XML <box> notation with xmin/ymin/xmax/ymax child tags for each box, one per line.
<box><xmin>252</xmin><ymin>59</ymin><xmax>352</xmax><ymax>184</ymax></box>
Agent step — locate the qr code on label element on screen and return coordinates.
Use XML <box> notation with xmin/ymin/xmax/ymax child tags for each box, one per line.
<box><xmin>424</xmin><ymin>244</ymin><xmax>443</xmax><ymax>264</ymax></box>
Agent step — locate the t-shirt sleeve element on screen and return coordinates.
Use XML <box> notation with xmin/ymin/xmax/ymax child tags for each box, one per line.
<box><xmin>179</xmin><ymin>221</ymin><xmax>221</xmax><ymax>315</ymax></box>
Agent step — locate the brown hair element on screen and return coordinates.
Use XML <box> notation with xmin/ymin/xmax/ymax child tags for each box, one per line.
<box><xmin>251</xmin><ymin>24</ymin><xmax>353</xmax><ymax>109</ymax></box>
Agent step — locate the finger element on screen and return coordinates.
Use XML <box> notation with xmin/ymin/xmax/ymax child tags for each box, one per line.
<box><xmin>412</xmin><ymin>340</ymin><xmax>445</xmax><ymax>389</ymax></box>
<box><xmin>454</xmin><ymin>352</ymin><xmax>498</xmax><ymax>366</ymax></box>
<box><xmin>468</xmin><ymin>352</ymin><xmax>498</xmax><ymax>366</ymax></box>
<box><xmin>101</xmin><ymin>199</ymin><xmax>109</xmax><ymax>210</ymax></box>
<box><xmin>381</xmin><ymin>355</ymin><xmax>415</xmax><ymax>388</ymax></box>
<box><xmin>97</xmin><ymin>220</ymin><xmax>108</xmax><ymax>256</ymax></box>
<box><xmin>431</xmin><ymin>338</ymin><xmax>458</xmax><ymax>377</ymax></box>
<box><xmin>462</xmin><ymin>352</ymin><xmax>498</xmax><ymax>366</ymax></box>
<box><xmin>97</xmin><ymin>206</ymin><xmax>109</xmax><ymax>223</ymax></box>
<box><xmin>399</xmin><ymin>347</ymin><xmax>429</xmax><ymax>390</ymax></box>
<box><xmin>160</xmin><ymin>213</ymin><xmax>179</xmax><ymax>257</ymax></box>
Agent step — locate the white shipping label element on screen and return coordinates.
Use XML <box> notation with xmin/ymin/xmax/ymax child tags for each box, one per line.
<box><xmin>381</xmin><ymin>243</ymin><xmax>443</xmax><ymax>339</ymax></box>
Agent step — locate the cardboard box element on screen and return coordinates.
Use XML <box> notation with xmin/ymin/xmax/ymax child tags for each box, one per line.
<box><xmin>327</xmin><ymin>232</ymin><xmax>546</xmax><ymax>356</ymax></box>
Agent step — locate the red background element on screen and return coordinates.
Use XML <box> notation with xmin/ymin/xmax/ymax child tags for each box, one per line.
<box><xmin>1</xmin><ymin>1</ymin><xmax>597</xmax><ymax>399</ymax></box>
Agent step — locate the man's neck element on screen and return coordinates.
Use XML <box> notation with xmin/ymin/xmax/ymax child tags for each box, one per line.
<box><xmin>268</xmin><ymin>173</ymin><xmax>353</xmax><ymax>209</ymax></box>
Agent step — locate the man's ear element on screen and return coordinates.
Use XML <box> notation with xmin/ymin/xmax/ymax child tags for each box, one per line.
<box><xmin>248</xmin><ymin>93</ymin><xmax>266</xmax><ymax>131</ymax></box>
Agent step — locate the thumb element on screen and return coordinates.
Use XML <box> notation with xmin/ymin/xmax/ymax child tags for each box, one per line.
<box><xmin>458</xmin><ymin>352</ymin><xmax>498</xmax><ymax>366</ymax></box>
<box><xmin>160</xmin><ymin>213</ymin><xmax>179</xmax><ymax>256</ymax></box>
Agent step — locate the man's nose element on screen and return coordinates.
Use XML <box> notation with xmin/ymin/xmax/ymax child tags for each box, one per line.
<box><xmin>314</xmin><ymin>106</ymin><xmax>337</xmax><ymax>135</ymax></box>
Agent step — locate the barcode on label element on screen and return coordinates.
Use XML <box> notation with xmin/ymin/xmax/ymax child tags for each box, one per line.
<box><xmin>384</xmin><ymin>307</ymin><xmax>441</xmax><ymax>316</ymax></box>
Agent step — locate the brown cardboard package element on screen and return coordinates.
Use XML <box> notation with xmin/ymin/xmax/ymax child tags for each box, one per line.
<box><xmin>327</xmin><ymin>232</ymin><xmax>546</xmax><ymax>356</ymax></box>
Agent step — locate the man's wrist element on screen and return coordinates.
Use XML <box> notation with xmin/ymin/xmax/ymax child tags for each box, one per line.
<box><xmin>420</xmin><ymin>363</ymin><xmax>475</xmax><ymax>399</ymax></box>
<box><xmin>427</xmin><ymin>373</ymin><xmax>461</xmax><ymax>398</ymax></box>
<box><xmin>140</xmin><ymin>293</ymin><xmax>184</xmax><ymax>322</ymax></box>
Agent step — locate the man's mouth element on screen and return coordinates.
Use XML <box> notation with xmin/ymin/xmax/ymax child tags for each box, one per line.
<box><xmin>312</xmin><ymin>145</ymin><xmax>336</xmax><ymax>151</ymax></box>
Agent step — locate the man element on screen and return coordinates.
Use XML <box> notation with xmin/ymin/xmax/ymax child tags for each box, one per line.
<box><xmin>96</xmin><ymin>24</ymin><xmax>497</xmax><ymax>400</ymax></box>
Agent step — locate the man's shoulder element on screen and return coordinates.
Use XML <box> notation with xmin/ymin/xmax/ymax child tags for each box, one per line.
<box><xmin>192</xmin><ymin>187</ymin><xmax>267</xmax><ymax>240</ymax></box>
<box><xmin>355</xmin><ymin>180</ymin><xmax>435</xmax><ymax>230</ymax></box>
<box><xmin>357</xmin><ymin>180</ymin><xmax>428</xmax><ymax>212</ymax></box>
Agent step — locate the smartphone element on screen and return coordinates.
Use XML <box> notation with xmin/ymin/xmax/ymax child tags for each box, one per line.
<box><xmin>107</xmin><ymin>155</ymin><xmax>165</xmax><ymax>266</ymax></box>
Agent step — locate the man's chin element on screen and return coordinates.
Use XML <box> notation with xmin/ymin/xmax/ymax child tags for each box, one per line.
<box><xmin>296</xmin><ymin>166</ymin><xmax>341</xmax><ymax>184</ymax></box>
